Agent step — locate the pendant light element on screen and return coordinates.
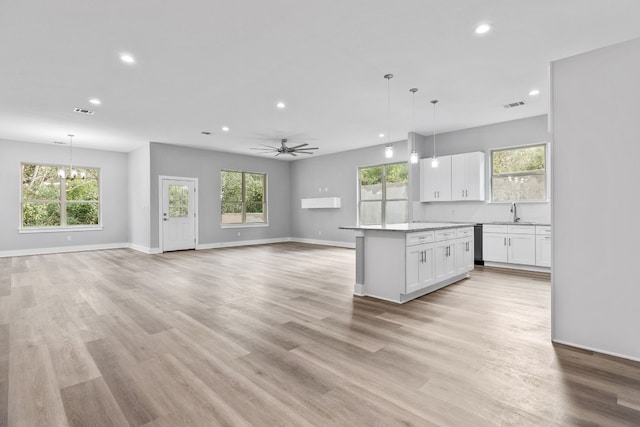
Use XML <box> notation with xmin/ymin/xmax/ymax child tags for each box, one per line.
<box><xmin>58</xmin><ymin>134</ymin><xmax>85</xmax><ymax>180</ymax></box>
<box><xmin>430</xmin><ymin>100</ymin><xmax>439</xmax><ymax>168</ymax></box>
<box><xmin>384</xmin><ymin>74</ymin><xmax>394</xmax><ymax>158</ymax></box>
<box><xmin>409</xmin><ymin>88</ymin><xmax>419</xmax><ymax>164</ymax></box>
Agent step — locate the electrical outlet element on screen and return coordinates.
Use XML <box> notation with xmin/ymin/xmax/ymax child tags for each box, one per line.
<box><xmin>236</xmin><ymin>231</ymin><xmax>241</xmax><ymax>237</ymax></box>
<box><xmin>318</xmin><ymin>230</ymin><xmax>322</xmax><ymax>236</ymax></box>
<box><xmin>67</xmin><ymin>235</ymin><xmax>72</xmax><ymax>241</ymax></box>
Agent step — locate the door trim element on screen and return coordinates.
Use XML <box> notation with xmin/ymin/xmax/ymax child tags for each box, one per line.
<box><xmin>159</xmin><ymin>175</ymin><xmax>199</xmax><ymax>253</ymax></box>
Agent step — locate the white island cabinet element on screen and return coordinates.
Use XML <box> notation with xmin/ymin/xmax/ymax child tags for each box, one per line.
<box><xmin>340</xmin><ymin>223</ymin><xmax>475</xmax><ymax>303</ymax></box>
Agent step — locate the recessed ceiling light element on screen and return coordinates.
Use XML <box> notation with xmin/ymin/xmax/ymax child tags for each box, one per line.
<box><xmin>221</xmin><ymin>126</ymin><xmax>230</xmax><ymax>132</ymax></box>
<box><xmin>120</xmin><ymin>54</ymin><xmax>135</xmax><ymax>64</ymax></box>
<box><xmin>475</xmin><ymin>23</ymin><xmax>492</xmax><ymax>35</ymax></box>
<box><xmin>378</xmin><ymin>133</ymin><xmax>385</xmax><ymax>138</ymax></box>
<box><xmin>89</xmin><ymin>98</ymin><xmax>101</xmax><ymax>105</ymax></box>
<box><xmin>529</xmin><ymin>89</ymin><xmax>540</xmax><ymax>96</ymax></box>
<box><xmin>276</xmin><ymin>101</ymin><xmax>286</xmax><ymax>109</ymax></box>
<box><xmin>201</xmin><ymin>131</ymin><xmax>212</xmax><ymax>135</ymax></box>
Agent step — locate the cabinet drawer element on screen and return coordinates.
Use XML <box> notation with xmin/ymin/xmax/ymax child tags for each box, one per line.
<box><xmin>536</xmin><ymin>226</ymin><xmax>552</xmax><ymax>235</ymax></box>
<box><xmin>483</xmin><ymin>224</ymin><xmax>507</xmax><ymax>233</ymax></box>
<box><xmin>435</xmin><ymin>229</ymin><xmax>457</xmax><ymax>241</ymax></box>
<box><xmin>456</xmin><ymin>227</ymin><xmax>473</xmax><ymax>238</ymax></box>
<box><xmin>406</xmin><ymin>231</ymin><xmax>434</xmax><ymax>246</ymax></box>
<box><xmin>507</xmin><ymin>225</ymin><xmax>535</xmax><ymax>235</ymax></box>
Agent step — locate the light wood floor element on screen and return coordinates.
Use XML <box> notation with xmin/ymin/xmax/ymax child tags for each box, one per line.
<box><xmin>1</xmin><ymin>243</ymin><xmax>639</xmax><ymax>426</ymax></box>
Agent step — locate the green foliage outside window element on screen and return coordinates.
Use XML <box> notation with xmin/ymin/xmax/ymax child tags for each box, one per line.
<box><xmin>491</xmin><ymin>144</ymin><xmax>546</xmax><ymax>202</ymax></box>
<box><xmin>21</xmin><ymin>164</ymin><xmax>100</xmax><ymax>227</ymax></box>
<box><xmin>221</xmin><ymin>170</ymin><xmax>266</xmax><ymax>224</ymax></box>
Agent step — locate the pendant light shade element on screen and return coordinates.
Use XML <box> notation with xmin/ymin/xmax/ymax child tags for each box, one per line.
<box><xmin>430</xmin><ymin>100</ymin><xmax>439</xmax><ymax>168</ymax></box>
<box><xmin>384</xmin><ymin>74</ymin><xmax>393</xmax><ymax>158</ymax></box>
<box><xmin>409</xmin><ymin>87</ymin><xmax>419</xmax><ymax>164</ymax></box>
<box><xmin>59</xmin><ymin>134</ymin><xmax>85</xmax><ymax>180</ymax></box>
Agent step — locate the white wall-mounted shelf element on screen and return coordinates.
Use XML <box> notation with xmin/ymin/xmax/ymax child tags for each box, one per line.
<box><xmin>301</xmin><ymin>197</ymin><xmax>341</xmax><ymax>209</ymax></box>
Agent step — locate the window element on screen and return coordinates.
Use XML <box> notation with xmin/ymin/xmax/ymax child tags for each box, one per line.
<box><xmin>221</xmin><ymin>170</ymin><xmax>267</xmax><ymax>225</ymax></box>
<box><xmin>21</xmin><ymin>163</ymin><xmax>100</xmax><ymax>228</ymax></box>
<box><xmin>491</xmin><ymin>144</ymin><xmax>547</xmax><ymax>202</ymax></box>
<box><xmin>358</xmin><ymin>162</ymin><xmax>408</xmax><ymax>225</ymax></box>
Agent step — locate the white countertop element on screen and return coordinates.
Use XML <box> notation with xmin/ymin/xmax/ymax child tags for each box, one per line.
<box><xmin>339</xmin><ymin>222</ymin><xmax>475</xmax><ymax>232</ymax></box>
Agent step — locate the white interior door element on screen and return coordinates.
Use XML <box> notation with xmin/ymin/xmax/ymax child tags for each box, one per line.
<box><xmin>161</xmin><ymin>178</ymin><xmax>196</xmax><ymax>252</ymax></box>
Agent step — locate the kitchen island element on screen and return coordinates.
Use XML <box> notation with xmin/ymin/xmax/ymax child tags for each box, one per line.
<box><xmin>340</xmin><ymin>223</ymin><xmax>475</xmax><ymax>303</ymax></box>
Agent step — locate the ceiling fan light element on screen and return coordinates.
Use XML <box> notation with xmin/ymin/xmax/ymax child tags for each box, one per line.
<box><xmin>410</xmin><ymin>150</ymin><xmax>419</xmax><ymax>164</ymax></box>
<box><xmin>385</xmin><ymin>144</ymin><xmax>394</xmax><ymax>158</ymax></box>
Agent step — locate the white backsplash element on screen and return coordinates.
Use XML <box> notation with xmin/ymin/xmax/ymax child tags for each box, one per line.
<box><xmin>413</xmin><ymin>201</ymin><xmax>551</xmax><ymax>224</ymax></box>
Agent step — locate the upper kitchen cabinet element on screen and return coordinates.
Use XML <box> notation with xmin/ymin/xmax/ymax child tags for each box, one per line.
<box><xmin>419</xmin><ymin>156</ymin><xmax>452</xmax><ymax>202</ymax></box>
<box><xmin>451</xmin><ymin>152</ymin><xmax>485</xmax><ymax>201</ymax></box>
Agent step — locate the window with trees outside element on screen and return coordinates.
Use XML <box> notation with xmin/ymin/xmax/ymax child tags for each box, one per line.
<box><xmin>221</xmin><ymin>170</ymin><xmax>267</xmax><ymax>225</ymax></box>
<box><xmin>21</xmin><ymin>163</ymin><xmax>100</xmax><ymax>228</ymax></box>
<box><xmin>491</xmin><ymin>144</ymin><xmax>547</xmax><ymax>202</ymax></box>
<box><xmin>359</xmin><ymin>162</ymin><xmax>408</xmax><ymax>225</ymax></box>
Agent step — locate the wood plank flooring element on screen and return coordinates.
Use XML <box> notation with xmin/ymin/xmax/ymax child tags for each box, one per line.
<box><xmin>1</xmin><ymin>243</ymin><xmax>639</xmax><ymax>426</ymax></box>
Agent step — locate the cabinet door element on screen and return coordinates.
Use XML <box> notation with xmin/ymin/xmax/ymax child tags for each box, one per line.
<box><xmin>536</xmin><ymin>235</ymin><xmax>552</xmax><ymax>267</ymax></box>
<box><xmin>406</xmin><ymin>244</ymin><xmax>435</xmax><ymax>294</ymax></box>
<box><xmin>436</xmin><ymin>156</ymin><xmax>452</xmax><ymax>201</ymax></box>
<box><xmin>464</xmin><ymin>152</ymin><xmax>485</xmax><ymax>201</ymax></box>
<box><xmin>435</xmin><ymin>241</ymin><xmax>456</xmax><ymax>281</ymax></box>
<box><xmin>483</xmin><ymin>233</ymin><xmax>508</xmax><ymax>262</ymax></box>
<box><xmin>508</xmin><ymin>234</ymin><xmax>536</xmax><ymax>265</ymax></box>
<box><xmin>455</xmin><ymin>238</ymin><xmax>474</xmax><ymax>273</ymax></box>
<box><xmin>451</xmin><ymin>152</ymin><xmax>485</xmax><ymax>201</ymax></box>
<box><xmin>420</xmin><ymin>159</ymin><xmax>438</xmax><ymax>202</ymax></box>
<box><xmin>420</xmin><ymin>156</ymin><xmax>452</xmax><ymax>202</ymax></box>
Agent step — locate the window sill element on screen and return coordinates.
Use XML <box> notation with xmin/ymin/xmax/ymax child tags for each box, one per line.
<box><xmin>220</xmin><ymin>223</ymin><xmax>269</xmax><ymax>229</ymax></box>
<box><xmin>18</xmin><ymin>226</ymin><xmax>104</xmax><ymax>234</ymax></box>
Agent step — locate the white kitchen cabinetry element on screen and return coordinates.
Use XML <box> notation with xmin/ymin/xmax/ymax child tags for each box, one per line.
<box><xmin>405</xmin><ymin>232</ymin><xmax>435</xmax><ymax>294</ymax></box>
<box><xmin>434</xmin><ymin>229</ymin><xmax>457</xmax><ymax>281</ymax></box>
<box><xmin>535</xmin><ymin>226</ymin><xmax>552</xmax><ymax>267</ymax></box>
<box><xmin>455</xmin><ymin>227</ymin><xmax>475</xmax><ymax>274</ymax></box>
<box><xmin>420</xmin><ymin>157</ymin><xmax>452</xmax><ymax>202</ymax></box>
<box><xmin>451</xmin><ymin>152</ymin><xmax>485</xmax><ymax>201</ymax></box>
<box><xmin>483</xmin><ymin>224</ymin><xmax>536</xmax><ymax>266</ymax></box>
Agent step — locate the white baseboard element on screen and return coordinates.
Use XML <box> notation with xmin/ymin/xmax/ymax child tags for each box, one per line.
<box><xmin>197</xmin><ymin>237</ymin><xmax>291</xmax><ymax>250</ymax></box>
<box><xmin>552</xmin><ymin>339</ymin><xmax>640</xmax><ymax>363</ymax></box>
<box><xmin>289</xmin><ymin>237</ymin><xmax>355</xmax><ymax>249</ymax></box>
<box><xmin>0</xmin><ymin>243</ymin><xmax>129</xmax><ymax>258</ymax></box>
<box><xmin>128</xmin><ymin>244</ymin><xmax>162</xmax><ymax>254</ymax></box>
<box><xmin>483</xmin><ymin>261</ymin><xmax>551</xmax><ymax>273</ymax></box>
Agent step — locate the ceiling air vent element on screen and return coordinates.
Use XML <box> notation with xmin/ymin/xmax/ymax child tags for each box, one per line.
<box><xmin>73</xmin><ymin>107</ymin><xmax>95</xmax><ymax>115</ymax></box>
<box><xmin>503</xmin><ymin>101</ymin><xmax>527</xmax><ymax>109</ymax></box>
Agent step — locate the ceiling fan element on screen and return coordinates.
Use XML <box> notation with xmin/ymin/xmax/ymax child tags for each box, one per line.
<box><xmin>251</xmin><ymin>138</ymin><xmax>319</xmax><ymax>156</ymax></box>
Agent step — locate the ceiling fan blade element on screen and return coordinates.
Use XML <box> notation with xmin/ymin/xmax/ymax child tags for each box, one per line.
<box><xmin>288</xmin><ymin>143</ymin><xmax>308</xmax><ymax>149</ymax></box>
<box><xmin>260</xmin><ymin>144</ymin><xmax>278</xmax><ymax>149</ymax></box>
<box><xmin>290</xmin><ymin>152</ymin><xmax>298</xmax><ymax>156</ymax></box>
<box><xmin>296</xmin><ymin>147</ymin><xmax>318</xmax><ymax>150</ymax></box>
<box><xmin>251</xmin><ymin>147</ymin><xmax>275</xmax><ymax>151</ymax></box>
<box><xmin>275</xmin><ymin>152</ymin><xmax>281</xmax><ymax>156</ymax></box>
<box><xmin>295</xmin><ymin>151</ymin><xmax>314</xmax><ymax>154</ymax></box>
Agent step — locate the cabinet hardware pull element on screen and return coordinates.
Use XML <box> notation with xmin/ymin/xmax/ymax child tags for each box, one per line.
<box><xmin>544</xmin><ymin>236</ymin><xmax>551</xmax><ymax>239</ymax></box>
<box><xmin>509</xmin><ymin>238</ymin><xmax>511</xmax><ymax>246</ymax></box>
<box><xmin>462</xmin><ymin>190</ymin><xmax>464</xmax><ymax>197</ymax></box>
<box><xmin>434</xmin><ymin>191</ymin><xmax>436</xmax><ymax>198</ymax></box>
<box><xmin>465</xmin><ymin>189</ymin><xmax>468</xmax><ymax>197</ymax></box>
<box><xmin>504</xmin><ymin>237</ymin><xmax>506</xmax><ymax>246</ymax></box>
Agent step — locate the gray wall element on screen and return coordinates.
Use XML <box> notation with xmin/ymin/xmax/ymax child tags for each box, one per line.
<box><xmin>290</xmin><ymin>139</ymin><xmax>410</xmax><ymax>244</ymax></box>
<box><xmin>551</xmin><ymin>37</ymin><xmax>640</xmax><ymax>361</ymax></box>
<box><xmin>149</xmin><ymin>142</ymin><xmax>291</xmax><ymax>249</ymax></box>
<box><xmin>415</xmin><ymin>115</ymin><xmax>551</xmax><ymax>224</ymax></box>
<box><xmin>128</xmin><ymin>143</ymin><xmax>151</xmax><ymax>250</ymax></box>
<box><xmin>290</xmin><ymin>116</ymin><xmax>550</xmax><ymax>245</ymax></box>
<box><xmin>0</xmin><ymin>139</ymin><xmax>129</xmax><ymax>253</ymax></box>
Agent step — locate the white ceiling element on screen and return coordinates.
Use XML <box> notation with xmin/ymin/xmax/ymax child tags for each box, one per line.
<box><xmin>1</xmin><ymin>0</ymin><xmax>640</xmax><ymax>159</ymax></box>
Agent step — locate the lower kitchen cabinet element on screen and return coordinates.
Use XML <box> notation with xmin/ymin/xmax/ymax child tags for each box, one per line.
<box><xmin>406</xmin><ymin>242</ymin><xmax>435</xmax><ymax>294</ymax></box>
<box><xmin>455</xmin><ymin>237</ymin><xmax>474</xmax><ymax>274</ymax></box>
<box><xmin>435</xmin><ymin>240</ymin><xmax>456</xmax><ymax>281</ymax></box>
<box><xmin>483</xmin><ymin>224</ymin><xmax>549</xmax><ymax>268</ymax></box>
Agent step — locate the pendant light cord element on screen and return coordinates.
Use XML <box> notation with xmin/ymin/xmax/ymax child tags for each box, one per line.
<box><xmin>69</xmin><ymin>134</ymin><xmax>74</xmax><ymax>171</ymax></box>
<box><xmin>384</xmin><ymin>74</ymin><xmax>393</xmax><ymax>145</ymax></box>
<box><xmin>431</xmin><ymin>100</ymin><xmax>438</xmax><ymax>158</ymax></box>
<box><xmin>410</xmin><ymin>88</ymin><xmax>418</xmax><ymax>150</ymax></box>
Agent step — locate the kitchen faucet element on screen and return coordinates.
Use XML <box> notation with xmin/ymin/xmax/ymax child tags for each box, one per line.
<box><xmin>510</xmin><ymin>202</ymin><xmax>520</xmax><ymax>223</ymax></box>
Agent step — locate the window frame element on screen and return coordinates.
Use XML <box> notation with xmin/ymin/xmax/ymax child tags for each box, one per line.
<box><xmin>489</xmin><ymin>143</ymin><xmax>549</xmax><ymax>203</ymax></box>
<box><xmin>357</xmin><ymin>161</ymin><xmax>409</xmax><ymax>225</ymax></box>
<box><xmin>220</xmin><ymin>169</ymin><xmax>268</xmax><ymax>227</ymax></box>
<box><xmin>19</xmin><ymin>162</ymin><xmax>102</xmax><ymax>232</ymax></box>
